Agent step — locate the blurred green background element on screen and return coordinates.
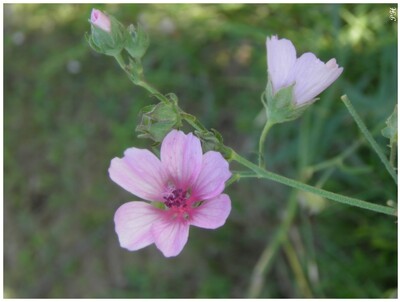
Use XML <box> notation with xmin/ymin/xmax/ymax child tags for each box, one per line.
<box><xmin>4</xmin><ymin>3</ymin><xmax>398</xmax><ymax>298</ymax></box>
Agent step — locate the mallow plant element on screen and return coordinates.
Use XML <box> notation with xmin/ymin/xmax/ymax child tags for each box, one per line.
<box><xmin>87</xmin><ymin>8</ymin><xmax>397</xmax><ymax>295</ymax></box>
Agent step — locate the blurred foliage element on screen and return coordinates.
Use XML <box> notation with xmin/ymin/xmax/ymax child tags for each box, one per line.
<box><xmin>4</xmin><ymin>3</ymin><xmax>397</xmax><ymax>298</ymax></box>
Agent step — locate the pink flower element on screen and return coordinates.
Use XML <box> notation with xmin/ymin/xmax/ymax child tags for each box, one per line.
<box><xmin>90</xmin><ymin>9</ymin><xmax>111</xmax><ymax>32</ymax></box>
<box><xmin>109</xmin><ymin>130</ymin><xmax>232</xmax><ymax>257</ymax></box>
<box><xmin>266</xmin><ymin>35</ymin><xmax>343</xmax><ymax>106</ymax></box>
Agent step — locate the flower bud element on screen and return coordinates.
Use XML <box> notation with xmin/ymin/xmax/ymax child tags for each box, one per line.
<box><xmin>136</xmin><ymin>100</ymin><xmax>182</xmax><ymax>143</ymax></box>
<box><xmin>125</xmin><ymin>23</ymin><xmax>150</xmax><ymax>59</ymax></box>
<box><xmin>90</xmin><ymin>9</ymin><xmax>111</xmax><ymax>32</ymax></box>
<box><xmin>86</xmin><ymin>9</ymin><xmax>129</xmax><ymax>56</ymax></box>
<box><xmin>263</xmin><ymin>35</ymin><xmax>343</xmax><ymax>124</ymax></box>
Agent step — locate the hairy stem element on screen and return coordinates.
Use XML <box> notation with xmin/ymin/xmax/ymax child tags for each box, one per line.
<box><xmin>258</xmin><ymin>120</ymin><xmax>275</xmax><ymax>167</ymax></box>
<box><xmin>180</xmin><ymin>112</ymin><xmax>208</xmax><ymax>132</ymax></box>
<box><xmin>231</xmin><ymin>150</ymin><xmax>396</xmax><ymax>216</ymax></box>
<box><xmin>225</xmin><ymin>171</ymin><xmax>259</xmax><ymax>187</ymax></box>
<box><xmin>341</xmin><ymin>95</ymin><xmax>397</xmax><ymax>184</ymax></box>
<box><xmin>113</xmin><ymin>53</ymin><xmax>169</xmax><ymax>104</ymax></box>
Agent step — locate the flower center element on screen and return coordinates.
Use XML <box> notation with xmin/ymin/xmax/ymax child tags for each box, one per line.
<box><xmin>163</xmin><ymin>188</ymin><xmax>188</xmax><ymax>208</ymax></box>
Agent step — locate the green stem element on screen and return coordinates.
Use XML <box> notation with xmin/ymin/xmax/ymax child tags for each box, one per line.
<box><xmin>225</xmin><ymin>171</ymin><xmax>261</xmax><ymax>187</ymax></box>
<box><xmin>258</xmin><ymin>120</ymin><xmax>275</xmax><ymax>167</ymax></box>
<box><xmin>247</xmin><ymin>192</ymin><xmax>298</xmax><ymax>298</ymax></box>
<box><xmin>225</xmin><ymin>174</ymin><xmax>240</xmax><ymax>188</ymax></box>
<box><xmin>308</xmin><ymin>139</ymin><xmax>362</xmax><ymax>174</ymax></box>
<box><xmin>226</xmin><ymin>171</ymin><xmax>259</xmax><ymax>185</ymax></box>
<box><xmin>307</xmin><ymin>124</ymin><xmax>384</xmax><ymax>177</ymax></box>
<box><xmin>138</xmin><ymin>80</ymin><xmax>163</xmax><ymax>97</ymax></box>
<box><xmin>230</xmin><ymin>150</ymin><xmax>396</xmax><ymax>216</ymax></box>
<box><xmin>181</xmin><ymin>112</ymin><xmax>208</xmax><ymax>132</ymax></box>
<box><xmin>341</xmin><ymin>95</ymin><xmax>397</xmax><ymax>185</ymax></box>
<box><xmin>113</xmin><ymin>53</ymin><xmax>169</xmax><ymax>104</ymax></box>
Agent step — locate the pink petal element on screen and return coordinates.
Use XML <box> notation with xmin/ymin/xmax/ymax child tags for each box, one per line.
<box><xmin>114</xmin><ymin>202</ymin><xmax>161</xmax><ymax>251</ymax></box>
<box><xmin>191</xmin><ymin>151</ymin><xmax>231</xmax><ymax>201</ymax></box>
<box><xmin>109</xmin><ymin>148</ymin><xmax>167</xmax><ymax>201</ymax></box>
<box><xmin>160</xmin><ymin>130</ymin><xmax>202</xmax><ymax>190</ymax></box>
<box><xmin>90</xmin><ymin>9</ymin><xmax>111</xmax><ymax>32</ymax></box>
<box><xmin>266</xmin><ymin>35</ymin><xmax>297</xmax><ymax>93</ymax></box>
<box><xmin>293</xmin><ymin>52</ymin><xmax>343</xmax><ymax>105</ymax></box>
<box><xmin>190</xmin><ymin>194</ymin><xmax>231</xmax><ymax>229</ymax></box>
<box><xmin>152</xmin><ymin>214</ymin><xmax>190</xmax><ymax>257</ymax></box>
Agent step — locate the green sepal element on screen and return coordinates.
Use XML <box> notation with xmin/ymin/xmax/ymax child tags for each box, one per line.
<box><xmin>263</xmin><ymin>78</ymin><xmax>311</xmax><ymax>124</ymax></box>
<box><xmin>87</xmin><ymin>14</ymin><xmax>129</xmax><ymax>56</ymax></box>
<box><xmin>125</xmin><ymin>23</ymin><xmax>150</xmax><ymax>59</ymax></box>
<box><xmin>382</xmin><ymin>104</ymin><xmax>398</xmax><ymax>144</ymax></box>
<box><xmin>85</xmin><ymin>32</ymin><xmax>102</xmax><ymax>53</ymax></box>
<box><xmin>165</xmin><ymin>93</ymin><xmax>179</xmax><ymax>106</ymax></box>
<box><xmin>136</xmin><ymin>101</ymin><xmax>182</xmax><ymax>143</ymax></box>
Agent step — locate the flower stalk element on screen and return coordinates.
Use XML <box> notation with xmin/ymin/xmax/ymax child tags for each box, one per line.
<box><xmin>258</xmin><ymin>119</ymin><xmax>275</xmax><ymax>168</ymax></box>
<box><xmin>230</xmin><ymin>150</ymin><xmax>396</xmax><ymax>216</ymax></box>
<box><xmin>341</xmin><ymin>95</ymin><xmax>398</xmax><ymax>185</ymax></box>
<box><xmin>113</xmin><ymin>53</ymin><xmax>169</xmax><ymax>104</ymax></box>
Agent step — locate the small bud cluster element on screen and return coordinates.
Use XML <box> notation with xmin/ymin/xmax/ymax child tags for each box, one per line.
<box><xmin>86</xmin><ymin>9</ymin><xmax>149</xmax><ymax>58</ymax></box>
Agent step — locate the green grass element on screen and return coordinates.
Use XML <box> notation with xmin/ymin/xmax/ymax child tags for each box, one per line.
<box><xmin>4</xmin><ymin>3</ymin><xmax>397</xmax><ymax>298</ymax></box>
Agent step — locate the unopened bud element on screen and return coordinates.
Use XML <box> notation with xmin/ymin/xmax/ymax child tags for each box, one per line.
<box><xmin>90</xmin><ymin>9</ymin><xmax>111</xmax><ymax>32</ymax></box>
<box><xmin>136</xmin><ymin>102</ymin><xmax>182</xmax><ymax>142</ymax></box>
<box><xmin>86</xmin><ymin>9</ymin><xmax>128</xmax><ymax>56</ymax></box>
<box><xmin>125</xmin><ymin>23</ymin><xmax>150</xmax><ymax>59</ymax></box>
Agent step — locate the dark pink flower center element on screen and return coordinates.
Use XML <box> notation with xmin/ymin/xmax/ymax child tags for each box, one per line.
<box><xmin>163</xmin><ymin>189</ymin><xmax>188</xmax><ymax>208</ymax></box>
